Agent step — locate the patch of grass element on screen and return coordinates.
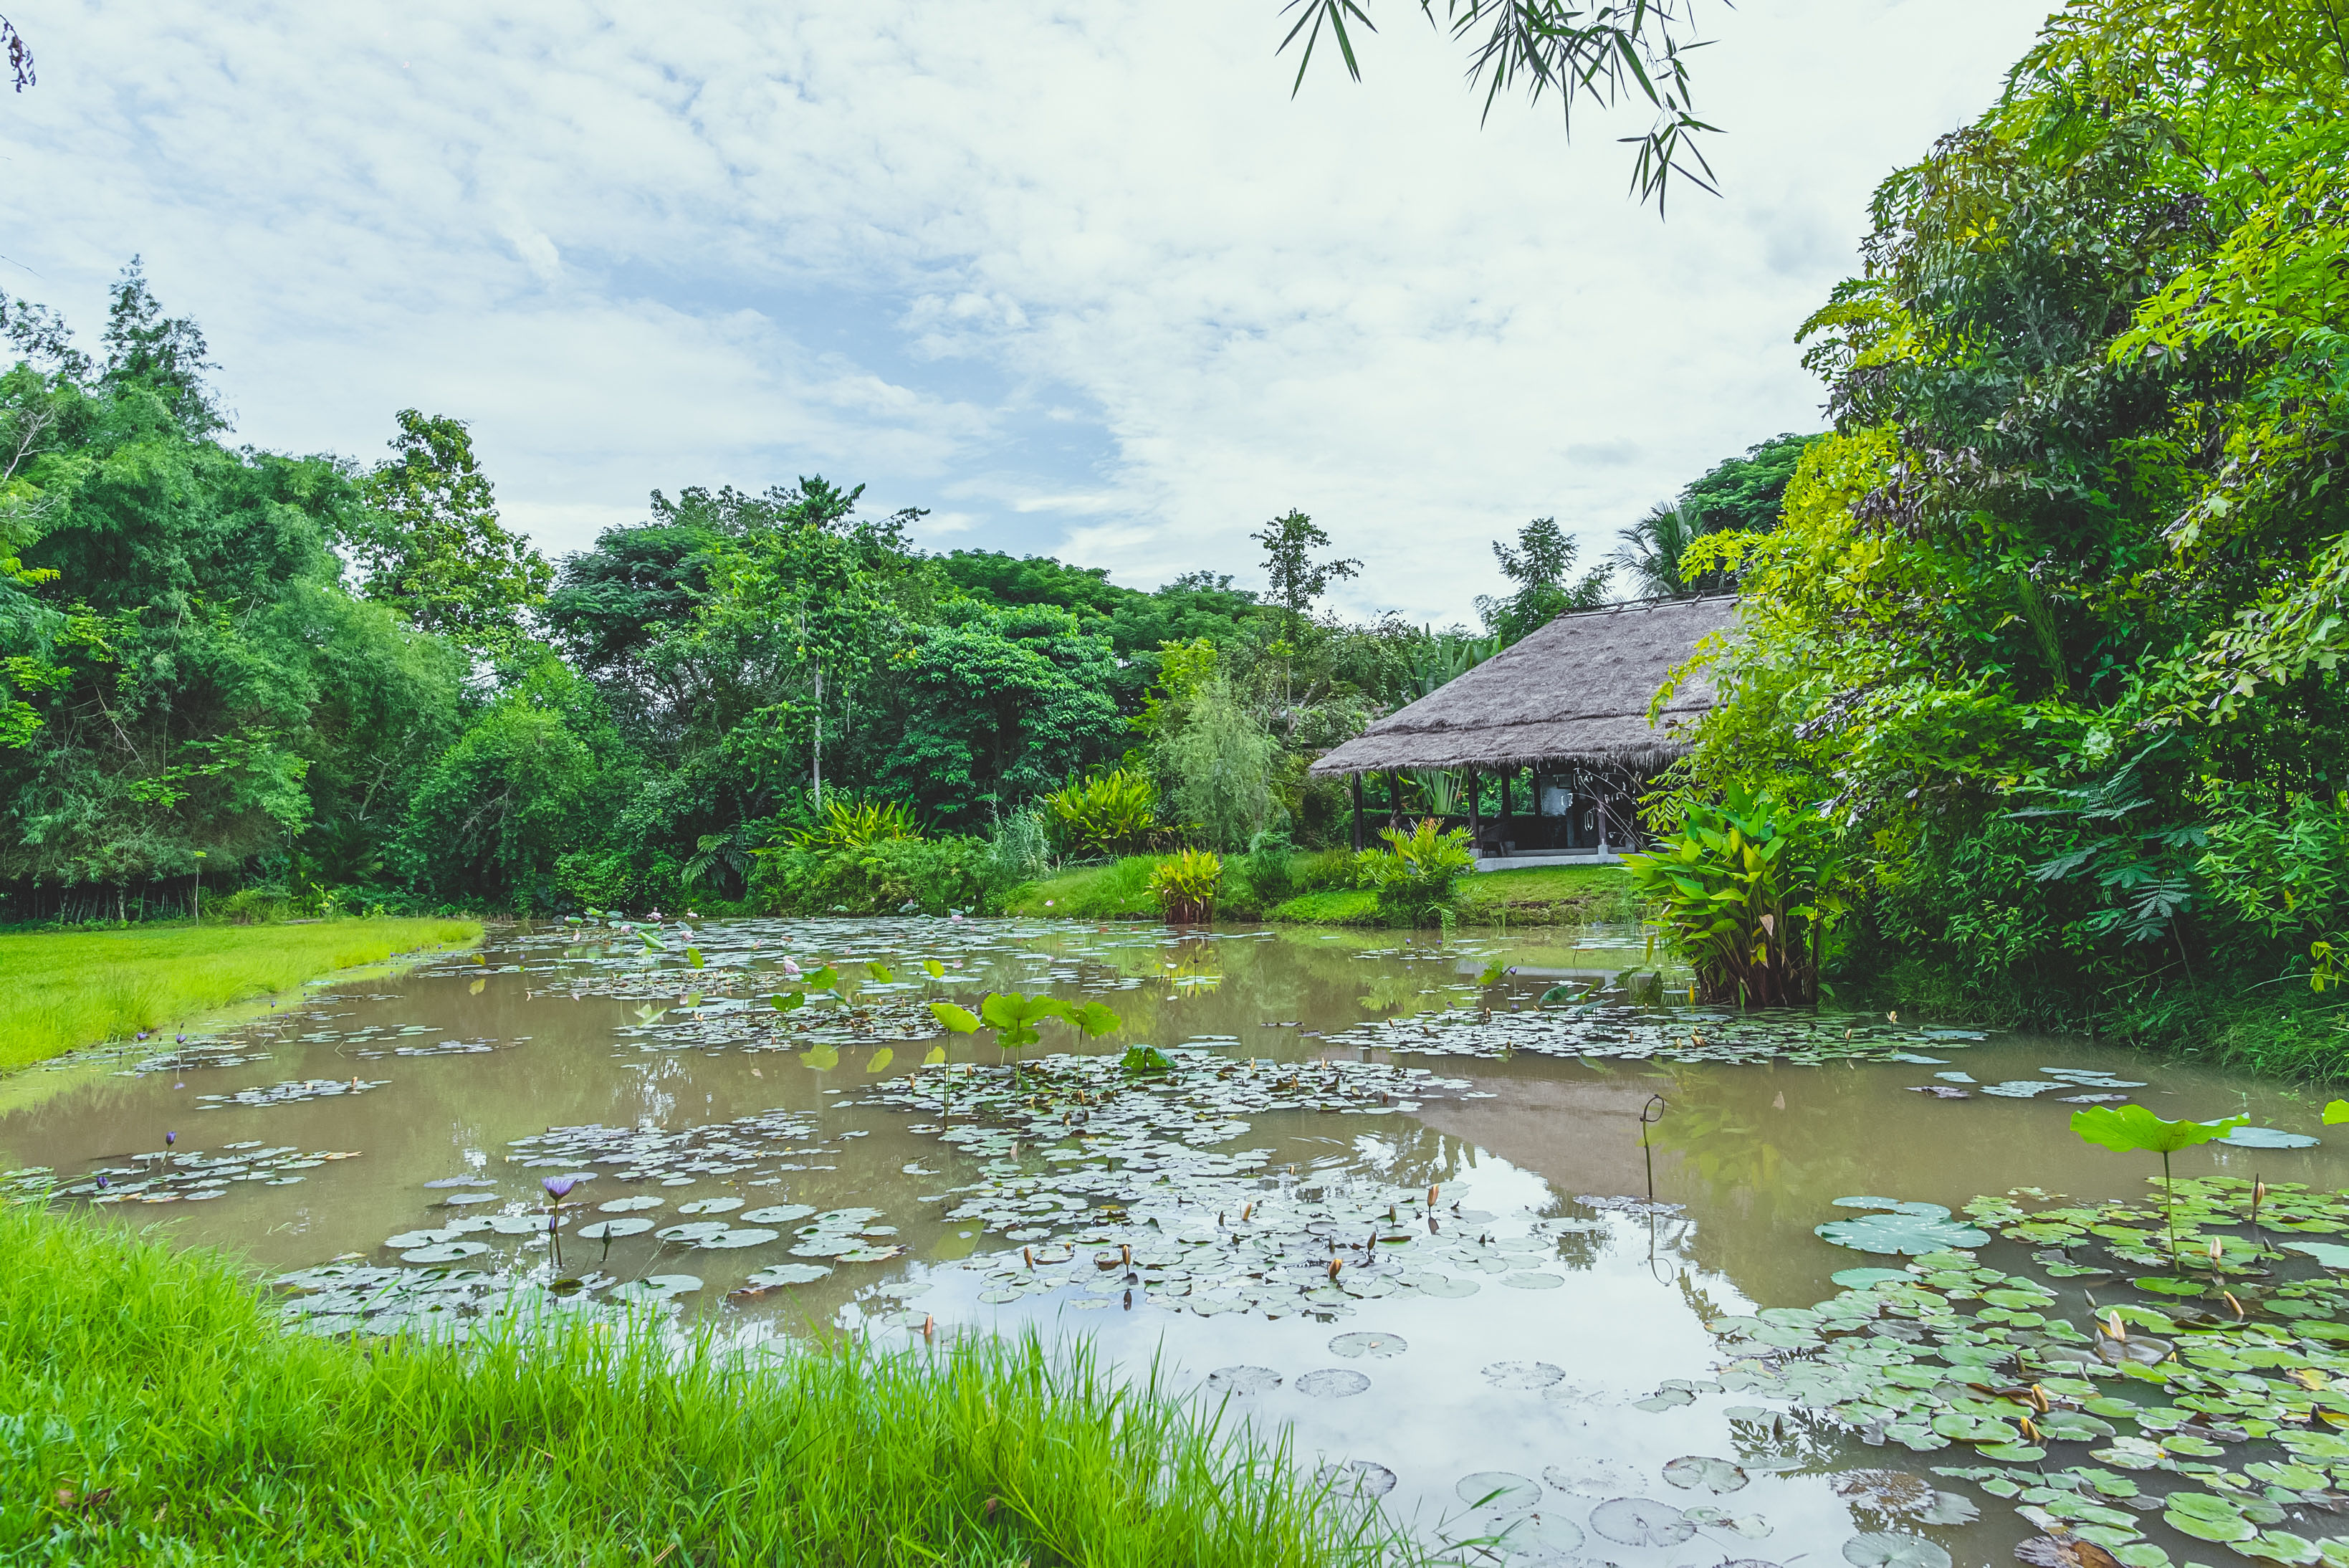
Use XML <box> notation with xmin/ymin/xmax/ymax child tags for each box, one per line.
<box><xmin>0</xmin><ymin>1205</ymin><xmax>1398</xmax><ymax>1567</ymax></box>
<box><xmin>1268</xmin><ymin>889</ymin><xmax>1383</xmax><ymax>924</ymax></box>
<box><xmin>1002</xmin><ymin>857</ymin><xmax>1165</xmax><ymax>919</ymax></box>
<box><xmin>0</xmin><ymin>918</ymin><xmax>482</xmax><ymax>1071</ymax></box>
<box><xmin>1458</xmin><ymin>864</ymin><xmax>1639</xmax><ymax>925</ymax></box>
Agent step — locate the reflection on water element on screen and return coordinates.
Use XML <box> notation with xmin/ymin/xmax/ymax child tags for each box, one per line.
<box><xmin>4</xmin><ymin>915</ymin><xmax>2345</xmax><ymax>1564</ymax></box>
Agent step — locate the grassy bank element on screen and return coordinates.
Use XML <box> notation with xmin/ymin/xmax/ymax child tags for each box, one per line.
<box><xmin>0</xmin><ymin>1205</ymin><xmax>1394</xmax><ymax>1566</ymax></box>
<box><xmin>0</xmin><ymin>918</ymin><xmax>481</xmax><ymax>1071</ymax></box>
<box><xmin>1004</xmin><ymin>854</ymin><xmax>1637</xmax><ymax>929</ymax></box>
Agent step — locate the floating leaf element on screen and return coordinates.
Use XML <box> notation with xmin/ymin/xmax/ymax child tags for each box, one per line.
<box><xmin>1481</xmin><ymin>1361</ymin><xmax>1564</xmax><ymax>1390</ymax></box>
<box><xmin>1456</xmin><ymin>1471</ymin><xmax>1541</xmax><ymax>1512</ymax></box>
<box><xmin>1329</xmin><ymin>1332</ymin><xmax>1407</xmax><ymax>1359</ymax></box>
<box><xmin>1817</xmin><ymin>1200</ymin><xmax>1991</xmax><ymax>1255</ymax></box>
<box><xmin>675</xmin><ymin>1197</ymin><xmax>742</xmax><ymax>1215</ymax></box>
<box><xmin>2070</xmin><ymin>1104</ymin><xmax>2247</xmax><ymax>1154</ymax></box>
<box><xmin>1203</xmin><ymin>1365</ymin><xmax>1280</xmax><ymax>1395</ymax></box>
<box><xmin>1841</xmin><ymin>1534</ymin><xmax>1951</xmax><ymax>1568</ymax></box>
<box><xmin>1296</xmin><ymin>1368</ymin><xmax>1369</xmax><ymax>1397</ymax></box>
<box><xmin>1662</xmin><ymin>1456</ymin><xmax>1748</xmax><ymax>1493</ymax></box>
<box><xmin>1590</xmin><ymin>1497</ymin><xmax>1695</xmax><ymax>1547</ymax></box>
<box><xmin>2219</xmin><ymin>1126</ymin><xmax>2318</xmax><ymax>1149</ymax></box>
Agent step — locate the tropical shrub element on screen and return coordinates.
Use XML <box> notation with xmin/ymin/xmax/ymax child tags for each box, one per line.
<box><xmin>752</xmin><ymin>836</ymin><xmax>997</xmax><ymax>917</ymax></box>
<box><xmin>792</xmin><ymin>795</ymin><xmax>919</xmax><ymax>854</ymax></box>
<box><xmin>1624</xmin><ymin>785</ymin><xmax>1842</xmax><ymax>1008</ymax></box>
<box><xmin>1354</xmin><ymin>818</ymin><xmax>1475</xmax><ymax>926</ymax></box>
<box><xmin>1040</xmin><ymin>767</ymin><xmax>1159</xmax><ymax>859</ymax></box>
<box><xmin>1147</xmin><ymin>848</ymin><xmax>1223</xmax><ymax>922</ymax></box>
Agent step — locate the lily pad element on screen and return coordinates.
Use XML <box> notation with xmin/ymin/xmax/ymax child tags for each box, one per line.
<box><xmin>401</xmin><ymin>1241</ymin><xmax>490</xmax><ymax>1263</ymax></box>
<box><xmin>1483</xmin><ymin>1361</ymin><xmax>1565</xmax><ymax>1390</ymax></box>
<box><xmin>1457</xmin><ymin>1471</ymin><xmax>1542</xmax><ymax>1512</ymax></box>
<box><xmin>2218</xmin><ymin>1127</ymin><xmax>2318</xmax><ymax>1150</ymax></box>
<box><xmin>654</xmin><ymin>1221</ymin><xmax>734</xmax><ymax>1243</ymax></box>
<box><xmin>1817</xmin><ymin>1200</ymin><xmax>1990</xmax><ymax>1256</ymax></box>
<box><xmin>745</xmin><ymin>1263</ymin><xmax>831</xmax><ymax>1286</ymax></box>
<box><xmin>1314</xmin><ymin>1461</ymin><xmax>1396</xmax><ymax>1500</ymax></box>
<box><xmin>1841</xmin><ymin>1534</ymin><xmax>1952</xmax><ymax>1568</ymax></box>
<box><xmin>598</xmin><ymin>1195</ymin><xmax>664</xmax><ymax>1213</ymax></box>
<box><xmin>578</xmin><ymin>1218</ymin><xmax>654</xmax><ymax>1240</ymax></box>
<box><xmin>1544</xmin><ymin>1459</ymin><xmax>1644</xmax><ymax>1497</ymax></box>
<box><xmin>1662</xmin><ymin>1456</ymin><xmax>1748</xmax><ymax>1494</ymax></box>
<box><xmin>1296</xmin><ymin>1368</ymin><xmax>1369</xmax><ymax>1398</ymax></box>
<box><xmin>742</xmin><ymin>1204</ymin><xmax>817</xmax><ymax>1225</ymax></box>
<box><xmin>675</xmin><ymin>1197</ymin><xmax>744</xmax><ymax>1215</ymax></box>
<box><xmin>1329</xmin><ymin>1331</ymin><xmax>1407</xmax><ymax>1359</ymax></box>
<box><xmin>1204</xmin><ymin>1365</ymin><xmax>1281</xmax><ymax>1395</ymax></box>
<box><xmin>694</xmin><ymin>1226</ymin><xmax>780</xmax><ymax>1249</ymax></box>
<box><xmin>1590</xmin><ymin>1498</ymin><xmax>1695</xmax><ymax>1547</ymax></box>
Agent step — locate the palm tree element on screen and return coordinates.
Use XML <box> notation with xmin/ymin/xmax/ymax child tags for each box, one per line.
<box><xmin>1614</xmin><ymin>501</ymin><xmax>1708</xmax><ymax>598</ymax></box>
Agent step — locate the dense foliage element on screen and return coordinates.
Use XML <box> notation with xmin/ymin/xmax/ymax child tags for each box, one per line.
<box><xmin>10</xmin><ymin>273</ymin><xmax>1734</xmax><ymax>922</ymax></box>
<box><xmin>1665</xmin><ymin>0</ymin><xmax>2349</xmax><ymax>1050</ymax></box>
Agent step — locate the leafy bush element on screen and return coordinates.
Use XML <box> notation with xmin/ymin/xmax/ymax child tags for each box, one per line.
<box><xmin>1040</xmin><ymin>767</ymin><xmax>1159</xmax><ymax>858</ymax></box>
<box><xmin>1147</xmin><ymin>848</ymin><xmax>1223</xmax><ymax>922</ymax></box>
<box><xmin>1625</xmin><ymin>785</ymin><xmax>1842</xmax><ymax>1007</ymax></box>
<box><xmin>983</xmin><ymin>808</ymin><xmax>1053</xmax><ymax>887</ymax></box>
<box><xmin>1354</xmin><ymin>818</ymin><xmax>1475</xmax><ymax>925</ymax></box>
<box><xmin>793</xmin><ymin>795</ymin><xmax>920</xmax><ymax>854</ymax></box>
<box><xmin>1235</xmin><ymin>831</ymin><xmax>1296</xmax><ymax>907</ymax></box>
<box><xmin>210</xmin><ymin>886</ymin><xmax>295</xmax><ymax>924</ymax></box>
<box><xmin>752</xmin><ymin>836</ymin><xmax>998</xmax><ymax>916</ymax></box>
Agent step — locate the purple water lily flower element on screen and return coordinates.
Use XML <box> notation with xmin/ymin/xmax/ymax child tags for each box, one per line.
<box><xmin>165</xmin><ymin>1131</ymin><xmax>176</xmax><ymax>1147</ymax></box>
<box><xmin>541</xmin><ymin>1175</ymin><xmax>576</xmax><ymax>1200</ymax></box>
<box><xmin>95</xmin><ymin>1175</ymin><xmax>108</xmax><ymax>1189</ymax></box>
<box><xmin>175</xmin><ymin>1033</ymin><xmax>186</xmax><ymax>1044</ymax></box>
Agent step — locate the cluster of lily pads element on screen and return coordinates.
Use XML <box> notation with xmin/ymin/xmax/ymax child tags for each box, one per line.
<box><xmin>1908</xmin><ymin>1067</ymin><xmax>2149</xmax><ymax>1104</ymax></box>
<box><xmin>4</xmin><ymin>1141</ymin><xmax>361</xmax><ymax>1205</ymax></box>
<box><xmin>1319</xmin><ymin>998</ymin><xmax>1986</xmax><ymax>1068</ymax></box>
<box><xmin>1711</xmin><ymin>1178</ymin><xmax>2349</xmax><ymax>1568</ymax></box>
<box><xmin>270</xmin><ymin>1257</ymin><xmax>698</xmax><ymax>1337</ymax></box>
<box><xmin>194</xmin><ymin>1076</ymin><xmax>388</xmax><ymax>1109</ymax></box>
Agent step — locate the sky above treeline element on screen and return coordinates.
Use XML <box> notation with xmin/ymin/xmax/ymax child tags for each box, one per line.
<box><xmin>6</xmin><ymin>1</ymin><xmax>2049</xmax><ymax>625</ymax></box>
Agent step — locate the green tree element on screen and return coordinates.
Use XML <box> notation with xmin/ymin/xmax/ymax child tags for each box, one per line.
<box><xmin>1475</xmin><ymin>515</ymin><xmax>1610</xmax><ymax>643</ymax></box>
<box><xmin>349</xmin><ymin>410</ymin><xmax>552</xmax><ymax>659</ymax></box>
<box><xmin>1280</xmin><ymin>0</ymin><xmax>1721</xmax><ymax>208</ymax></box>
<box><xmin>1251</xmin><ymin>510</ymin><xmax>1359</xmax><ymax>642</ymax></box>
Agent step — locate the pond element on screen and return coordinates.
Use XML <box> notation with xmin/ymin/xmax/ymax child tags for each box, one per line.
<box><xmin>7</xmin><ymin>915</ymin><xmax>2348</xmax><ymax>1568</ymax></box>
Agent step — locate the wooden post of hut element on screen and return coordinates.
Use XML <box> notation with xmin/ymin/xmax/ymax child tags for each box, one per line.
<box><xmin>1350</xmin><ymin>774</ymin><xmax>1364</xmax><ymax>852</ymax></box>
<box><xmin>1386</xmin><ymin>770</ymin><xmax>1402</xmax><ymax>833</ymax></box>
<box><xmin>1466</xmin><ymin>768</ymin><xmax>1480</xmax><ymax>855</ymax></box>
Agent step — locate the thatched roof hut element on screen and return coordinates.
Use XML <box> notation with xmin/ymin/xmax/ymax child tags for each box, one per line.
<box><xmin>1309</xmin><ymin>594</ymin><xmax>1737</xmax><ymax>780</ymax></box>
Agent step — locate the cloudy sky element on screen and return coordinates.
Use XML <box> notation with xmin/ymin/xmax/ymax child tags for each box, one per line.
<box><xmin>4</xmin><ymin>1</ymin><xmax>2051</xmax><ymax>623</ymax></box>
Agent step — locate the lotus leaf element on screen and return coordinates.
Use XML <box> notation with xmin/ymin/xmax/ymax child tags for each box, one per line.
<box><xmin>2070</xmin><ymin>1104</ymin><xmax>2247</xmax><ymax>1154</ymax></box>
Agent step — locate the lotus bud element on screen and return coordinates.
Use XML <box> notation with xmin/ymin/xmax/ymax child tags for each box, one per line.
<box><xmin>1326</xmin><ymin>1258</ymin><xmax>1341</xmax><ymax>1281</ymax></box>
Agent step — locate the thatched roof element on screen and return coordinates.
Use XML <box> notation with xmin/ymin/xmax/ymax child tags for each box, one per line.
<box><xmin>1308</xmin><ymin>595</ymin><xmax>1737</xmax><ymax>777</ymax></box>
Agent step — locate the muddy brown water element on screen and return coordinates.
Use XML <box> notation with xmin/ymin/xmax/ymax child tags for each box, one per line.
<box><xmin>5</xmin><ymin>916</ymin><xmax>2342</xmax><ymax>1565</ymax></box>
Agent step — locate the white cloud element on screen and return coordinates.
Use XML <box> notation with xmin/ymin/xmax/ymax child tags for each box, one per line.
<box><xmin>4</xmin><ymin>0</ymin><xmax>2052</xmax><ymax>619</ymax></box>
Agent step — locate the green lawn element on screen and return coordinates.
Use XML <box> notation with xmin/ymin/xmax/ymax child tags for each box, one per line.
<box><xmin>0</xmin><ymin>919</ymin><xmax>481</xmax><ymax>1071</ymax></box>
<box><xmin>0</xmin><ymin>1205</ymin><xmax>1396</xmax><ymax>1566</ymax></box>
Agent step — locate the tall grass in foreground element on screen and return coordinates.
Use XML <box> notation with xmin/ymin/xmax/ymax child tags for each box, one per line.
<box><xmin>0</xmin><ymin>1206</ymin><xmax>1405</xmax><ymax>1567</ymax></box>
<box><xmin>0</xmin><ymin>917</ymin><xmax>479</xmax><ymax>1070</ymax></box>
